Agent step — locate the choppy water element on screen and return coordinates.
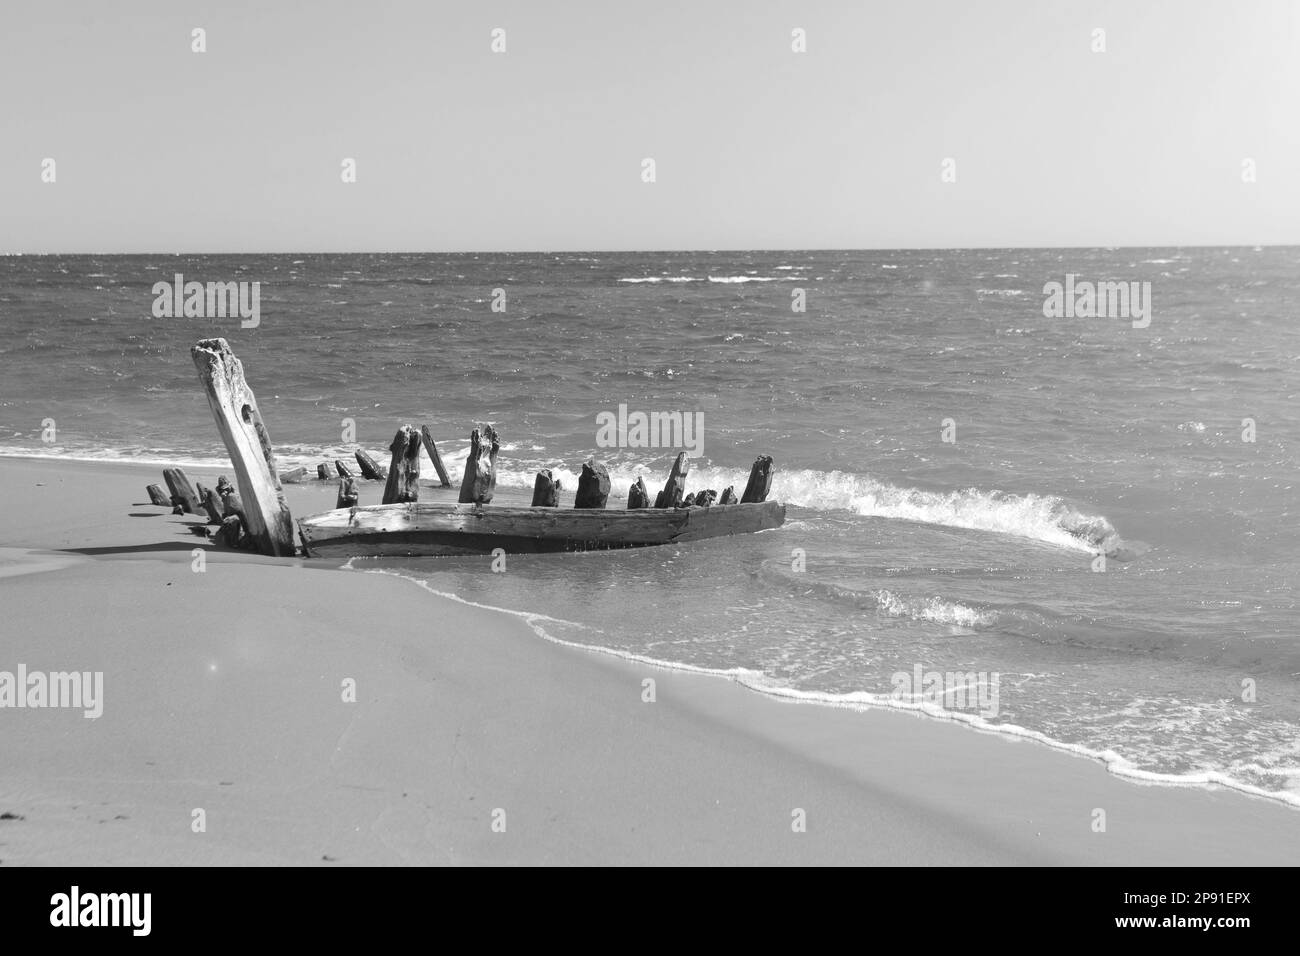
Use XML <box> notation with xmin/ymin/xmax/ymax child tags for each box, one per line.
<box><xmin>2</xmin><ymin>248</ymin><xmax>1298</xmax><ymax>803</ymax></box>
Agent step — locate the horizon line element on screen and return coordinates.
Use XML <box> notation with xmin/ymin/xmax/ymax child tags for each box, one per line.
<box><xmin>1</xmin><ymin>242</ymin><xmax>1294</xmax><ymax>257</ymax></box>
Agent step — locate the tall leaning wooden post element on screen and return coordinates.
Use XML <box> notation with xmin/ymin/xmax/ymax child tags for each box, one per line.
<box><xmin>191</xmin><ymin>338</ymin><xmax>295</xmax><ymax>556</ymax></box>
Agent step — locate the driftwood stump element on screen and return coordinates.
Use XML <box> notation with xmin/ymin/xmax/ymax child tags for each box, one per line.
<box><xmin>191</xmin><ymin>339</ymin><xmax>294</xmax><ymax>557</ymax></box>
<box><xmin>740</xmin><ymin>455</ymin><xmax>775</xmax><ymax>503</ymax></box>
<box><xmin>458</xmin><ymin>425</ymin><xmax>499</xmax><ymax>504</ymax></box>
<box><xmin>574</xmin><ymin>458</ymin><xmax>610</xmax><ymax>509</ymax></box>
<box><xmin>653</xmin><ymin>452</ymin><xmax>690</xmax><ymax>508</ymax></box>
<box><xmin>719</xmin><ymin>486</ymin><xmax>738</xmax><ymax>505</ymax></box>
<box><xmin>627</xmin><ymin>477</ymin><xmax>650</xmax><ymax>509</ymax></box>
<box><xmin>682</xmin><ymin>493</ymin><xmax>696</xmax><ymax>506</ymax></box>
<box><xmin>336</xmin><ymin>477</ymin><xmax>359</xmax><ymax>509</ymax></box>
<box><xmin>383</xmin><ymin>425</ymin><xmax>421</xmax><ymax>504</ymax></box>
<box><xmin>146</xmin><ymin>484</ymin><xmax>170</xmax><ymax>507</ymax></box>
<box><xmin>279</xmin><ymin>467</ymin><xmax>307</xmax><ymax>484</ymax></box>
<box><xmin>215</xmin><ymin>476</ymin><xmax>244</xmax><ymax>521</ymax></box>
<box><xmin>694</xmin><ymin>489</ymin><xmax>718</xmax><ymax>507</ymax></box>
<box><xmin>334</xmin><ymin>460</ymin><xmax>353</xmax><ymax>478</ymax></box>
<box><xmin>355</xmin><ymin>450</ymin><xmax>384</xmax><ymax>480</ymax></box>
<box><xmin>316</xmin><ymin>463</ymin><xmax>332</xmax><ymax>481</ymax></box>
<box><xmin>420</xmin><ymin>426</ymin><xmax>452</xmax><ymax>487</ymax></box>
<box><xmin>195</xmin><ymin>483</ymin><xmax>225</xmax><ymax>525</ymax></box>
<box><xmin>218</xmin><ymin>515</ymin><xmax>244</xmax><ymax>548</ymax></box>
<box><xmin>531</xmin><ymin>469</ymin><xmax>560</xmax><ymax>507</ymax></box>
<box><xmin>163</xmin><ymin>467</ymin><xmax>202</xmax><ymax>514</ymax></box>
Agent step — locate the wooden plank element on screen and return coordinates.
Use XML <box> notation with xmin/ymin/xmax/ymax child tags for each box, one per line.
<box><xmin>382</xmin><ymin>425</ymin><xmax>421</xmax><ymax>504</ymax></box>
<box><xmin>297</xmin><ymin>500</ymin><xmax>785</xmax><ymax>558</ymax></box>
<box><xmin>190</xmin><ymin>338</ymin><xmax>294</xmax><ymax>557</ymax></box>
<box><xmin>419</xmin><ymin>426</ymin><xmax>452</xmax><ymax>487</ymax></box>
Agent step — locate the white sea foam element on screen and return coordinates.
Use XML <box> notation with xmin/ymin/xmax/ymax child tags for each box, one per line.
<box><xmin>873</xmin><ymin>588</ymin><xmax>997</xmax><ymax>627</ymax></box>
<box><xmin>616</xmin><ymin>275</ymin><xmax>804</xmax><ymax>284</ymax></box>
<box><xmin>468</xmin><ymin>459</ymin><xmax>1121</xmax><ymax>554</ymax></box>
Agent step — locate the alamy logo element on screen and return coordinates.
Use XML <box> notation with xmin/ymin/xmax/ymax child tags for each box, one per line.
<box><xmin>595</xmin><ymin>403</ymin><xmax>704</xmax><ymax>457</ymax></box>
<box><xmin>0</xmin><ymin>665</ymin><xmax>103</xmax><ymax>718</ymax></box>
<box><xmin>151</xmin><ymin>273</ymin><xmax>261</xmax><ymax>328</ymax></box>
<box><xmin>1042</xmin><ymin>274</ymin><xmax>1151</xmax><ymax>328</ymax></box>
<box><xmin>890</xmin><ymin>664</ymin><xmax>1000</xmax><ymax>718</ymax></box>
<box><xmin>50</xmin><ymin>886</ymin><xmax>151</xmax><ymax>936</ymax></box>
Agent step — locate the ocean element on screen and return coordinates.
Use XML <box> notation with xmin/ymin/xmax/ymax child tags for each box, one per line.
<box><xmin>2</xmin><ymin>248</ymin><xmax>1297</xmax><ymax>805</ymax></box>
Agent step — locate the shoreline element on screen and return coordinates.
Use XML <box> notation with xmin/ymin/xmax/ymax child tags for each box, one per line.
<box><xmin>2</xmin><ymin>454</ymin><xmax>1298</xmax><ymax>864</ymax></box>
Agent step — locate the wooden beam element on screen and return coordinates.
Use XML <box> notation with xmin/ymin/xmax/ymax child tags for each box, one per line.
<box><xmin>574</xmin><ymin>458</ymin><xmax>610</xmax><ymax>509</ymax></box>
<box><xmin>336</xmin><ymin>477</ymin><xmax>359</xmax><ymax>509</ymax></box>
<box><xmin>531</xmin><ymin>469</ymin><xmax>560</xmax><ymax>507</ymax></box>
<box><xmin>457</xmin><ymin>425</ymin><xmax>499</xmax><ymax>504</ymax></box>
<box><xmin>163</xmin><ymin>467</ymin><xmax>202</xmax><ymax>514</ymax></box>
<box><xmin>420</xmin><ymin>426</ymin><xmax>452</xmax><ymax>487</ymax></box>
<box><xmin>383</xmin><ymin>425</ymin><xmax>421</xmax><ymax>504</ymax></box>
<box><xmin>740</xmin><ymin>455</ymin><xmax>775</xmax><ymax>504</ymax></box>
<box><xmin>190</xmin><ymin>338</ymin><xmax>294</xmax><ymax>557</ymax></box>
<box><xmin>215</xmin><ymin>475</ymin><xmax>244</xmax><ymax>522</ymax></box>
<box><xmin>653</xmin><ymin>452</ymin><xmax>690</xmax><ymax>508</ymax></box>
<box><xmin>195</xmin><ymin>483</ymin><xmax>225</xmax><ymax>525</ymax></box>
<box><xmin>627</xmin><ymin>477</ymin><xmax>650</xmax><ymax>509</ymax></box>
<box><xmin>354</xmin><ymin>449</ymin><xmax>384</xmax><ymax>480</ymax></box>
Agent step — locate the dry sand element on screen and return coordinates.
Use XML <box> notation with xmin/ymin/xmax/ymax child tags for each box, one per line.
<box><xmin>1</xmin><ymin>455</ymin><xmax>1297</xmax><ymax>865</ymax></box>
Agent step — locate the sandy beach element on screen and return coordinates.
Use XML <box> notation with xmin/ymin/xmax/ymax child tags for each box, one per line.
<box><xmin>0</xmin><ymin>454</ymin><xmax>1295</xmax><ymax>866</ymax></box>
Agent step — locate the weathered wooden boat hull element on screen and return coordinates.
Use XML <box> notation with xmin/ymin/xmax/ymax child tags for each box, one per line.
<box><xmin>297</xmin><ymin>500</ymin><xmax>786</xmax><ymax>557</ymax></box>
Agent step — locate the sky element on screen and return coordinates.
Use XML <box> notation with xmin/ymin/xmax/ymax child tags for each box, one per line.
<box><xmin>1</xmin><ymin>0</ymin><xmax>1297</xmax><ymax>252</ymax></box>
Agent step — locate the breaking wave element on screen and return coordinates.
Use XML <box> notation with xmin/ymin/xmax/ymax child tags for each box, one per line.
<box><xmin>485</xmin><ymin>459</ymin><xmax>1122</xmax><ymax>555</ymax></box>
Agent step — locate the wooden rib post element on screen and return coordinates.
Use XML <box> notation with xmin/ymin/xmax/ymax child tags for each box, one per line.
<box><xmin>383</xmin><ymin>425</ymin><xmax>421</xmax><ymax>504</ymax></box>
<box><xmin>419</xmin><ymin>425</ymin><xmax>452</xmax><ymax>487</ymax></box>
<box><xmin>336</xmin><ymin>477</ymin><xmax>359</xmax><ymax>509</ymax></box>
<box><xmin>190</xmin><ymin>338</ymin><xmax>294</xmax><ymax>557</ymax></box>
<box><xmin>740</xmin><ymin>455</ymin><xmax>775</xmax><ymax>504</ymax></box>
<box><xmin>653</xmin><ymin>452</ymin><xmax>689</xmax><ymax>508</ymax></box>
<box><xmin>573</xmin><ymin>458</ymin><xmax>610</xmax><ymax>509</ymax></box>
<box><xmin>458</xmin><ymin>425</ymin><xmax>499</xmax><ymax>504</ymax></box>
<box><xmin>163</xmin><ymin>467</ymin><xmax>202</xmax><ymax>514</ymax></box>
<box><xmin>531</xmin><ymin>469</ymin><xmax>560</xmax><ymax>507</ymax></box>
<box><xmin>627</xmin><ymin>477</ymin><xmax>650</xmax><ymax>509</ymax></box>
<box><xmin>355</xmin><ymin>449</ymin><xmax>384</xmax><ymax>480</ymax></box>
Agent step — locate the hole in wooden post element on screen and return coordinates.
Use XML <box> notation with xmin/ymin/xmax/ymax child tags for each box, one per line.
<box><xmin>241</xmin><ymin>404</ymin><xmax>253</xmax><ymax>423</ymax></box>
